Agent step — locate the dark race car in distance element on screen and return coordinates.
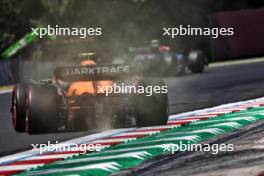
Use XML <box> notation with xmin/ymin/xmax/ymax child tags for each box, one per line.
<box><xmin>118</xmin><ymin>41</ymin><xmax>208</xmax><ymax>76</ymax></box>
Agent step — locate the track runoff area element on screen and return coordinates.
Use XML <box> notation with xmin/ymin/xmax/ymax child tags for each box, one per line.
<box><xmin>0</xmin><ymin>96</ymin><xmax>264</xmax><ymax>175</ymax></box>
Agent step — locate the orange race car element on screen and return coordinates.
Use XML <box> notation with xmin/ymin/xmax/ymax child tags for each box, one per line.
<box><xmin>11</xmin><ymin>53</ymin><xmax>168</xmax><ymax>134</ymax></box>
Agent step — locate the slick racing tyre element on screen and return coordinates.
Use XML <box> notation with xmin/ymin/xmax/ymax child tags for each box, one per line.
<box><xmin>134</xmin><ymin>78</ymin><xmax>169</xmax><ymax>126</ymax></box>
<box><xmin>11</xmin><ymin>84</ymin><xmax>27</xmax><ymax>132</ymax></box>
<box><xmin>188</xmin><ymin>50</ymin><xmax>206</xmax><ymax>73</ymax></box>
<box><xmin>26</xmin><ymin>85</ymin><xmax>59</xmax><ymax>134</ymax></box>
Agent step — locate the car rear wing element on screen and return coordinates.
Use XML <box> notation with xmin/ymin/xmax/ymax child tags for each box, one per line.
<box><xmin>54</xmin><ymin>64</ymin><xmax>138</xmax><ymax>81</ymax></box>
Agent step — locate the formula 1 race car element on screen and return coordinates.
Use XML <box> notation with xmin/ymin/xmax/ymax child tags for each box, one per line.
<box><xmin>117</xmin><ymin>41</ymin><xmax>208</xmax><ymax>76</ymax></box>
<box><xmin>11</xmin><ymin>63</ymin><xmax>168</xmax><ymax>134</ymax></box>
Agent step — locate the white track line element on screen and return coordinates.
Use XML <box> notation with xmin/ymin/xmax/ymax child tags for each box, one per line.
<box><xmin>21</xmin><ymin>154</ymin><xmax>78</xmax><ymax>161</ymax></box>
<box><xmin>0</xmin><ymin>164</ymin><xmax>44</xmax><ymax>172</ymax></box>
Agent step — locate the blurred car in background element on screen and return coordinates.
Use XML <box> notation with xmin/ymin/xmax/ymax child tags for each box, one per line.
<box><xmin>113</xmin><ymin>40</ymin><xmax>208</xmax><ymax>76</ymax></box>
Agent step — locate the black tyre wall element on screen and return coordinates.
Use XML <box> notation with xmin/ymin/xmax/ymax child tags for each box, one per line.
<box><xmin>188</xmin><ymin>50</ymin><xmax>206</xmax><ymax>73</ymax></box>
<box><xmin>26</xmin><ymin>85</ymin><xmax>59</xmax><ymax>134</ymax></box>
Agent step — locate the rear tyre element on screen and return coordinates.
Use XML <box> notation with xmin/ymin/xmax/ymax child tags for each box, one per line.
<box><xmin>134</xmin><ymin>78</ymin><xmax>168</xmax><ymax>127</ymax></box>
<box><xmin>188</xmin><ymin>50</ymin><xmax>206</xmax><ymax>73</ymax></box>
<box><xmin>26</xmin><ymin>85</ymin><xmax>59</xmax><ymax>134</ymax></box>
<box><xmin>11</xmin><ymin>85</ymin><xmax>27</xmax><ymax>132</ymax></box>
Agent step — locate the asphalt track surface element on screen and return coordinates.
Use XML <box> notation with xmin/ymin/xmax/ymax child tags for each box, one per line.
<box><xmin>1</xmin><ymin>61</ymin><xmax>264</xmax><ymax>157</ymax></box>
